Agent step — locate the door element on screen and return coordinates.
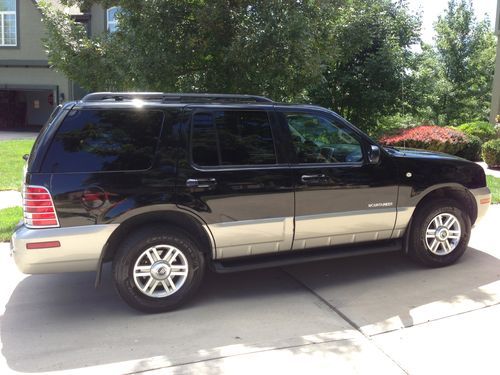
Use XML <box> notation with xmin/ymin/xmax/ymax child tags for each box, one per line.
<box><xmin>278</xmin><ymin>109</ymin><xmax>399</xmax><ymax>250</ymax></box>
<box><xmin>176</xmin><ymin>107</ymin><xmax>294</xmax><ymax>259</ymax></box>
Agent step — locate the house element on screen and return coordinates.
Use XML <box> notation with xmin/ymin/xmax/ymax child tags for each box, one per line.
<box><xmin>0</xmin><ymin>0</ymin><xmax>118</xmax><ymax>129</ymax></box>
<box><xmin>490</xmin><ymin>0</ymin><xmax>500</xmax><ymax>124</ymax></box>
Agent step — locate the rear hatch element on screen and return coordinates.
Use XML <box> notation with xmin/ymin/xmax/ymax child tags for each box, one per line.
<box><xmin>22</xmin><ymin>103</ymin><xmax>74</xmax><ymax>229</ymax></box>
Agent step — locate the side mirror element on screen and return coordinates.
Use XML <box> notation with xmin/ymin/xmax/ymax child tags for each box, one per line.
<box><xmin>367</xmin><ymin>145</ymin><xmax>381</xmax><ymax>164</ymax></box>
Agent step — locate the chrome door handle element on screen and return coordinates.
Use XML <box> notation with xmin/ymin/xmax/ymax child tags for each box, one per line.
<box><xmin>301</xmin><ymin>174</ymin><xmax>327</xmax><ymax>183</ymax></box>
<box><xmin>186</xmin><ymin>178</ymin><xmax>217</xmax><ymax>188</ymax></box>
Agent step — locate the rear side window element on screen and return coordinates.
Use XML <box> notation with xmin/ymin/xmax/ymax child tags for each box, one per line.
<box><xmin>42</xmin><ymin>109</ymin><xmax>163</xmax><ymax>172</ymax></box>
<box><xmin>28</xmin><ymin>105</ymin><xmax>65</xmax><ymax>172</ymax></box>
<box><xmin>191</xmin><ymin>110</ymin><xmax>276</xmax><ymax>166</ymax></box>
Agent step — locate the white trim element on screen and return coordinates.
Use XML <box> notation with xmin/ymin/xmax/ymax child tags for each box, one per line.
<box><xmin>106</xmin><ymin>6</ymin><xmax>120</xmax><ymax>33</ymax></box>
<box><xmin>0</xmin><ymin>4</ymin><xmax>17</xmax><ymax>46</ymax></box>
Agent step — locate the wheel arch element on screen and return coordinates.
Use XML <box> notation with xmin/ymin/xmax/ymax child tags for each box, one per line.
<box><xmin>412</xmin><ymin>185</ymin><xmax>477</xmax><ymax>225</ymax></box>
<box><xmin>95</xmin><ymin>210</ymin><xmax>215</xmax><ymax>287</ymax></box>
<box><xmin>403</xmin><ymin>184</ymin><xmax>477</xmax><ymax>254</ymax></box>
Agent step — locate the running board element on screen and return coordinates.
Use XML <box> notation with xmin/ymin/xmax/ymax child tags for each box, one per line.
<box><xmin>212</xmin><ymin>239</ymin><xmax>402</xmax><ymax>273</ymax></box>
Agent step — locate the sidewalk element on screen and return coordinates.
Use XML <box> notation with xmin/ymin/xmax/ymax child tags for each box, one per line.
<box><xmin>476</xmin><ymin>161</ymin><xmax>500</xmax><ymax>178</ymax></box>
<box><xmin>0</xmin><ymin>131</ymin><xmax>38</xmax><ymax>141</ymax></box>
<box><xmin>0</xmin><ymin>191</ymin><xmax>22</xmax><ymax>210</ymax></box>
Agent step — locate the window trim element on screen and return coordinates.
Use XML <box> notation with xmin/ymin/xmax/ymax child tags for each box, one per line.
<box><xmin>106</xmin><ymin>6</ymin><xmax>120</xmax><ymax>33</ymax></box>
<box><xmin>189</xmin><ymin>109</ymin><xmax>282</xmax><ymax>171</ymax></box>
<box><xmin>0</xmin><ymin>0</ymin><xmax>18</xmax><ymax>48</ymax></box>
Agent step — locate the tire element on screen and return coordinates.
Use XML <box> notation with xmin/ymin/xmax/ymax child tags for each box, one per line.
<box><xmin>408</xmin><ymin>199</ymin><xmax>471</xmax><ymax>267</ymax></box>
<box><xmin>112</xmin><ymin>226</ymin><xmax>205</xmax><ymax>313</ymax></box>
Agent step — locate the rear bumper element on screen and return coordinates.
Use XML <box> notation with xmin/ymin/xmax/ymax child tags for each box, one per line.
<box><xmin>11</xmin><ymin>224</ymin><xmax>119</xmax><ymax>274</ymax></box>
<box><xmin>470</xmin><ymin>186</ymin><xmax>491</xmax><ymax>224</ymax></box>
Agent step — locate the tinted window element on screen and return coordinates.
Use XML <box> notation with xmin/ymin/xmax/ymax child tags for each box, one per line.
<box><xmin>42</xmin><ymin>109</ymin><xmax>163</xmax><ymax>172</ymax></box>
<box><xmin>191</xmin><ymin>110</ymin><xmax>276</xmax><ymax>166</ymax></box>
<box><xmin>191</xmin><ymin>112</ymin><xmax>219</xmax><ymax>166</ymax></box>
<box><xmin>286</xmin><ymin>113</ymin><xmax>363</xmax><ymax>164</ymax></box>
<box><xmin>28</xmin><ymin>106</ymin><xmax>65</xmax><ymax>172</ymax></box>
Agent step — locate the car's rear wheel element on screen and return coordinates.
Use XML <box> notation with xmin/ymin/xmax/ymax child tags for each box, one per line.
<box><xmin>113</xmin><ymin>226</ymin><xmax>205</xmax><ymax>313</ymax></box>
<box><xmin>408</xmin><ymin>199</ymin><xmax>471</xmax><ymax>267</ymax></box>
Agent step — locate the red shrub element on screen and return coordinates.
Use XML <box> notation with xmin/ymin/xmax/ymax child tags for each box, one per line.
<box><xmin>379</xmin><ymin>125</ymin><xmax>469</xmax><ymax>155</ymax></box>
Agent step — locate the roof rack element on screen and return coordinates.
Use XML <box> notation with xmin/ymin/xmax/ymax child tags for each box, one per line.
<box><xmin>81</xmin><ymin>92</ymin><xmax>274</xmax><ymax>103</ymax></box>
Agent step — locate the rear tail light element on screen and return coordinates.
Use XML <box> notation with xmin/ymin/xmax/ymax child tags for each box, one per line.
<box><xmin>23</xmin><ymin>185</ymin><xmax>60</xmax><ymax>228</ymax></box>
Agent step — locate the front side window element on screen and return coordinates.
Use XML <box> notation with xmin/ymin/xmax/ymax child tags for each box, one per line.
<box><xmin>106</xmin><ymin>6</ymin><xmax>121</xmax><ymax>33</ymax></box>
<box><xmin>0</xmin><ymin>0</ymin><xmax>16</xmax><ymax>46</ymax></box>
<box><xmin>191</xmin><ymin>110</ymin><xmax>276</xmax><ymax>166</ymax></box>
<box><xmin>285</xmin><ymin>113</ymin><xmax>363</xmax><ymax>164</ymax></box>
<box><xmin>42</xmin><ymin>109</ymin><xmax>164</xmax><ymax>172</ymax></box>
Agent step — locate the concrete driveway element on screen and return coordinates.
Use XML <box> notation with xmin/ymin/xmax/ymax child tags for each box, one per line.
<box><xmin>0</xmin><ymin>206</ymin><xmax>499</xmax><ymax>374</ymax></box>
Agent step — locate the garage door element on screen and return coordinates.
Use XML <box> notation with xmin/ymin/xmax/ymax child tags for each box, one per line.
<box><xmin>0</xmin><ymin>89</ymin><xmax>55</xmax><ymax>129</ymax></box>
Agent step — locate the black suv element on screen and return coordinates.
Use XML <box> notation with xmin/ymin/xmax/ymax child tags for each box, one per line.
<box><xmin>11</xmin><ymin>92</ymin><xmax>491</xmax><ymax>313</ymax></box>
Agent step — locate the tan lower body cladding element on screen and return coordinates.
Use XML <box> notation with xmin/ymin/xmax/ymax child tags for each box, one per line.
<box><xmin>207</xmin><ymin>207</ymin><xmax>415</xmax><ymax>259</ymax></box>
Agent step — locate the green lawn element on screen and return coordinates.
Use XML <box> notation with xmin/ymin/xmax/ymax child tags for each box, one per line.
<box><xmin>0</xmin><ymin>206</ymin><xmax>22</xmax><ymax>242</ymax></box>
<box><xmin>0</xmin><ymin>139</ymin><xmax>35</xmax><ymax>191</ymax></box>
<box><xmin>486</xmin><ymin>175</ymin><xmax>500</xmax><ymax>204</ymax></box>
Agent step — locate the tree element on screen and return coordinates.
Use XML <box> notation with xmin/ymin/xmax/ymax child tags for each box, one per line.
<box><xmin>40</xmin><ymin>0</ymin><xmax>421</xmax><ymax>131</ymax></box>
<box><xmin>307</xmin><ymin>0</ymin><xmax>420</xmax><ymax>130</ymax></box>
<box><xmin>403</xmin><ymin>43</ymin><xmax>452</xmax><ymax>125</ymax></box>
<box><xmin>40</xmin><ymin>0</ymin><xmax>330</xmax><ymax>101</ymax></box>
<box><xmin>432</xmin><ymin>0</ymin><xmax>495</xmax><ymax>124</ymax></box>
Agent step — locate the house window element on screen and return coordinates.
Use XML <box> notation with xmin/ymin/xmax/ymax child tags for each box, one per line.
<box><xmin>106</xmin><ymin>6</ymin><xmax>121</xmax><ymax>33</ymax></box>
<box><xmin>0</xmin><ymin>0</ymin><xmax>16</xmax><ymax>46</ymax></box>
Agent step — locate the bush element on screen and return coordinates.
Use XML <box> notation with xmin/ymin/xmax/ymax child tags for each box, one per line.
<box><xmin>457</xmin><ymin>134</ymin><xmax>482</xmax><ymax>161</ymax></box>
<box><xmin>370</xmin><ymin>114</ymin><xmax>421</xmax><ymax>139</ymax></box>
<box><xmin>379</xmin><ymin>125</ymin><xmax>470</xmax><ymax>155</ymax></box>
<box><xmin>456</xmin><ymin>121</ymin><xmax>497</xmax><ymax>142</ymax></box>
<box><xmin>482</xmin><ymin>139</ymin><xmax>500</xmax><ymax>168</ymax></box>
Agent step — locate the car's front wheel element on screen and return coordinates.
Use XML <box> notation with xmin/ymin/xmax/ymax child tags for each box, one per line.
<box><xmin>408</xmin><ymin>199</ymin><xmax>471</xmax><ymax>267</ymax></box>
<box><xmin>113</xmin><ymin>226</ymin><xmax>205</xmax><ymax>313</ymax></box>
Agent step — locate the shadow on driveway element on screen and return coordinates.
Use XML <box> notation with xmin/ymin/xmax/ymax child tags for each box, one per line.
<box><xmin>1</xmin><ymin>265</ymin><xmax>354</xmax><ymax>373</ymax></box>
<box><xmin>2</xmin><ymin>246</ymin><xmax>499</xmax><ymax>372</ymax></box>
